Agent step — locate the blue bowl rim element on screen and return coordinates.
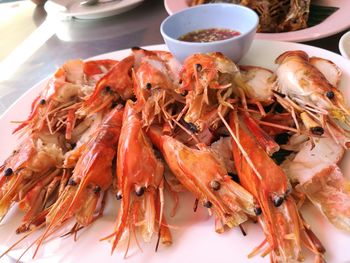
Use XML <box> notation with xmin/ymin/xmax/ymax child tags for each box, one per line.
<box><xmin>160</xmin><ymin>3</ymin><xmax>259</xmax><ymax>46</ymax></box>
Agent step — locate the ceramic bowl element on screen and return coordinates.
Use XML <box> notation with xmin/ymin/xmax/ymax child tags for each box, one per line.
<box><xmin>339</xmin><ymin>31</ymin><xmax>350</xmax><ymax>59</ymax></box>
<box><xmin>160</xmin><ymin>3</ymin><xmax>258</xmax><ymax>62</ymax></box>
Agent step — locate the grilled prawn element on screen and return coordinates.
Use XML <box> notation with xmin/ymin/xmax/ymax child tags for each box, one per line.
<box><xmin>148</xmin><ymin>126</ymin><xmax>256</xmax><ymax>233</ymax></box>
<box><xmin>282</xmin><ymin>135</ymin><xmax>350</xmax><ymax>232</ymax></box>
<box><xmin>0</xmin><ymin>132</ymin><xmax>64</xmax><ymax>221</ymax></box>
<box><xmin>103</xmin><ymin>101</ymin><xmax>170</xmax><ymax>254</ymax></box>
<box><xmin>32</xmin><ymin>105</ymin><xmax>124</xmax><ymax>257</ymax></box>
<box><xmin>274</xmin><ymin>50</ymin><xmax>350</xmax><ymax>145</ymax></box>
<box><xmin>228</xmin><ymin>111</ymin><xmax>325</xmax><ymax>262</ymax></box>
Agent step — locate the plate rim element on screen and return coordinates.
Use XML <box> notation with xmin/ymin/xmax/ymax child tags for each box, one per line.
<box><xmin>163</xmin><ymin>0</ymin><xmax>350</xmax><ymax>42</ymax></box>
<box><xmin>339</xmin><ymin>31</ymin><xmax>350</xmax><ymax>59</ymax></box>
<box><xmin>44</xmin><ymin>0</ymin><xmax>144</xmax><ymax>19</ymax></box>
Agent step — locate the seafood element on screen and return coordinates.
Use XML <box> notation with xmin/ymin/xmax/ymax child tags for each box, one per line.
<box><xmin>278</xmin><ymin>0</ymin><xmax>310</xmax><ymax>32</ymax></box>
<box><xmin>274</xmin><ymin>50</ymin><xmax>350</xmax><ymax>144</ymax></box>
<box><xmin>179</xmin><ymin>52</ymin><xmax>239</xmax><ymax>132</ymax></box>
<box><xmin>103</xmin><ymin>101</ymin><xmax>169</xmax><ymax>253</ymax></box>
<box><xmin>13</xmin><ymin>59</ymin><xmax>113</xmax><ymax>138</ymax></box>
<box><xmin>33</xmin><ymin>105</ymin><xmax>124</xmax><ymax>256</ymax></box>
<box><xmin>228</xmin><ymin>112</ymin><xmax>325</xmax><ymax>262</ymax></box>
<box><xmin>16</xmin><ymin>169</ymin><xmax>62</xmax><ymax>233</ymax></box>
<box><xmin>148</xmin><ymin>126</ymin><xmax>256</xmax><ymax>232</ymax></box>
<box><xmin>1</xmin><ymin>47</ymin><xmax>350</xmax><ymax>263</ymax></box>
<box><xmin>238</xmin><ymin>65</ymin><xmax>275</xmax><ymax>106</ymax></box>
<box><xmin>79</xmin><ymin>56</ymin><xmax>134</xmax><ymax>116</ymax></box>
<box><xmin>281</xmin><ymin>135</ymin><xmax>350</xmax><ymax>231</ymax></box>
<box><xmin>0</xmin><ymin>132</ymin><xmax>64</xmax><ymax>221</ymax></box>
<box><xmin>132</xmin><ymin>48</ymin><xmax>182</xmax><ymax>127</ymax></box>
<box><xmin>309</xmin><ymin>56</ymin><xmax>342</xmax><ymax>88</ymax></box>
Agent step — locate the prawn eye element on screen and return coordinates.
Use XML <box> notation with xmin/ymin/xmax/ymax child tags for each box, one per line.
<box><xmin>116</xmin><ymin>191</ymin><xmax>122</xmax><ymax>200</ymax></box>
<box><xmin>4</xmin><ymin>168</ymin><xmax>13</xmax><ymax>176</ymax></box>
<box><xmin>146</xmin><ymin>83</ymin><xmax>152</xmax><ymax>90</ymax></box>
<box><xmin>111</xmin><ymin>100</ymin><xmax>118</xmax><ymax>109</ymax></box>
<box><xmin>68</xmin><ymin>178</ymin><xmax>77</xmax><ymax>186</ymax></box>
<box><xmin>310</xmin><ymin>126</ymin><xmax>324</xmax><ymax>136</ymax></box>
<box><xmin>181</xmin><ymin>90</ymin><xmax>188</xmax><ymax>96</ymax></box>
<box><xmin>39</xmin><ymin>99</ymin><xmax>46</xmax><ymax>105</ymax></box>
<box><xmin>326</xmin><ymin>90</ymin><xmax>335</xmax><ymax>99</ymax></box>
<box><xmin>254</xmin><ymin>207</ymin><xmax>262</xmax><ymax>216</ymax></box>
<box><xmin>228</xmin><ymin>172</ymin><xmax>240</xmax><ymax>183</ymax></box>
<box><xmin>210</xmin><ymin>180</ymin><xmax>221</xmax><ymax>191</ymax></box>
<box><xmin>203</xmin><ymin>200</ymin><xmax>212</xmax><ymax>208</ymax></box>
<box><xmin>70</xmin><ymin>142</ymin><xmax>77</xmax><ymax>149</ymax></box>
<box><xmin>104</xmin><ymin>86</ymin><xmax>112</xmax><ymax>93</ymax></box>
<box><xmin>135</xmin><ymin>186</ymin><xmax>146</xmax><ymax>196</ymax></box>
<box><xmin>93</xmin><ymin>186</ymin><xmax>101</xmax><ymax>193</ymax></box>
<box><xmin>272</xmin><ymin>195</ymin><xmax>284</xmax><ymax>207</ymax></box>
<box><xmin>195</xmin><ymin>63</ymin><xmax>202</xmax><ymax>72</ymax></box>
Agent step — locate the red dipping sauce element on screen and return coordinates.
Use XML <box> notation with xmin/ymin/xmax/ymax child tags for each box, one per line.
<box><xmin>179</xmin><ymin>28</ymin><xmax>240</xmax><ymax>43</ymax></box>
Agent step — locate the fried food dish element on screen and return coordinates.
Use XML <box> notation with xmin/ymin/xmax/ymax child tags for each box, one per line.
<box><xmin>190</xmin><ymin>0</ymin><xmax>311</xmax><ymax>33</ymax></box>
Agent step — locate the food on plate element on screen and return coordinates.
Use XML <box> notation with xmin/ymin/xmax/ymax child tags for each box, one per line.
<box><xmin>282</xmin><ymin>134</ymin><xmax>350</xmax><ymax>232</ymax></box>
<box><xmin>33</xmin><ymin>106</ymin><xmax>124</xmax><ymax>258</ymax></box>
<box><xmin>0</xmin><ymin>131</ymin><xmax>64</xmax><ymax>225</ymax></box>
<box><xmin>178</xmin><ymin>52</ymin><xmax>240</xmax><ymax>132</ymax></box>
<box><xmin>1</xmin><ymin>47</ymin><xmax>350</xmax><ymax>263</ymax></box>
<box><xmin>274</xmin><ymin>50</ymin><xmax>350</xmax><ymax>147</ymax></box>
<box><xmin>148</xmin><ymin>126</ymin><xmax>256</xmax><ymax>233</ymax></box>
<box><xmin>190</xmin><ymin>0</ymin><xmax>311</xmax><ymax>33</ymax></box>
<box><xmin>101</xmin><ymin>101</ymin><xmax>170</xmax><ymax>253</ymax></box>
<box><xmin>179</xmin><ymin>28</ymin><xmax>241</xmax><ymax>42</ymax></box>
<box><xmin>229</xmin><ymin>113</ymin><xmax>324</xmax><ymax>262</ymax></box>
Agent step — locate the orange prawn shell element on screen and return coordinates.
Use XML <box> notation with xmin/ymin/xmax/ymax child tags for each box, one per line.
<box><xmin>156</xmin><ymin>135</ymin><xmax>235</xmax><ymax>214</ymax></box>
<box><xmin>107</xmin><ymin>101</ymin><xmax>164</xmax><ymax>252</ymax></box>
<box><xmin>148</xmin><ymin>127</ymin><xmax>256</xmax><ymax>225</ymax></box>
<box><xmin>180</xmin><ymin>53</ymin><xmax>218</xmax><ymax>91</ymax></box>
<box><xmin>133</xmin><ymin>62</ymin><xmax>175</xmax><ymax>103</ymax></box>
<box><xmin>2</xmin><ymin>138</ymin><xmax>36</xmax><ymax>173</ymax></box>
<box><xmin>117</xmin><ymin>101</ymin><xmax>164</xmax><ymax>191</ymax></box>
<box><xmin>229</xmin><ymin>113</ymin><xmax>288</xmax><ymax>199</ymax></box>
<box><xmin>275</xmin><ymin>50</ymin><xmax>347</xmax><ymax>111</ymax></box>
<box><xmin>84</xmin><ymin>55</ymin><xmax>134</xmax><ymax>109</ymax></box>
<box><xmin>72</xmin><ymin>106</ymin><xmax>124</xmax><ymax>190</ymax></box>
<box><xmin>83</xmin><ymin>59</ymin><xmax>118</xmax><ymax>76</ymax></box>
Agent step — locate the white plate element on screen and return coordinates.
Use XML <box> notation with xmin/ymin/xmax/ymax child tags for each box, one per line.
<box><xmin>339</xmin><ymin>31</ymin><xmax>350</xmax><ymax>59</ymax></box>
<box><xmin>44</xmin><ymin>0</ymin><xmax>144</xmax><ymax>20</ymax></box>
<box><xmin>164</xmin><ymin>0</ymin><xmax>350</xmax><ymax>42</ymax></box>
<box><xmin>1</xmin><ymin>41</ymin><xmax>350</xmax><ymax>263</ymax></box>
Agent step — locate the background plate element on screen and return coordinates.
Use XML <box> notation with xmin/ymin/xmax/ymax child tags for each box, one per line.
<box><xmin>45</xmin><ymin>0</ymin><xmax>144</xmax><ymax>19</ymax></box>
<box><xmin>164</xmin><ymin>0</ymin><xmax>350</xmax><ymax>42</ymax></box>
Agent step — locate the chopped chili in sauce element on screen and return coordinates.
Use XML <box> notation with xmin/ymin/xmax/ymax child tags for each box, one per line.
<box><xmin>179</xmin><ymin>28</ymin><xmax>240</xmax><ymax>43</ymax></box>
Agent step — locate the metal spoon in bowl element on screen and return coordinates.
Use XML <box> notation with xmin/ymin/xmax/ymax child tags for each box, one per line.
<box><xmin>80</xmin><ymin>0</ymin><xmax>119</xmax><ymax>6</ymax></box>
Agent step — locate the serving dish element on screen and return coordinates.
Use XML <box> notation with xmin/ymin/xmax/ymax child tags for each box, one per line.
<box><xmin>44</xmin><ymin>0</ymin><xmax>144</xmax><ymax>19</ymax></box>
<box><xmin>339</xmin><ymin>31</ymin><xmax>350</xmax><ymax>59</ymax></box>
<box><xmin>1</xmin><ymin>40</ymin><xmax>350</xmax><ymax>262</ymax></box>
<box><xmin>164</xmin><ymin>0</ymin><xmax>350</xmax><ymax>42</ymax></box>
<box><xmin>160</xmin><ymin>3</ymin><xmax>258</xmax><ymax>62</ymax></box>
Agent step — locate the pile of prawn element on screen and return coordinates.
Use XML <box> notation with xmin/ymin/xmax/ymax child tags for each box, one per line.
<box><xmin>1</xmin><ymin>47</ymin><xmax>350</xmax><ymax>263</ymax></box>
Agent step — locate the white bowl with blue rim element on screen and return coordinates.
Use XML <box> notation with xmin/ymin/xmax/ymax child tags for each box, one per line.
<box><xmin>160</xmin><ymin>3</ymin><xmax>259</xmax><ymax>62</ymax></box>
<box><xmin>339</xmin><ymin>31</ymin><xmax>350</xmax><ymax>59</ymax></box>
